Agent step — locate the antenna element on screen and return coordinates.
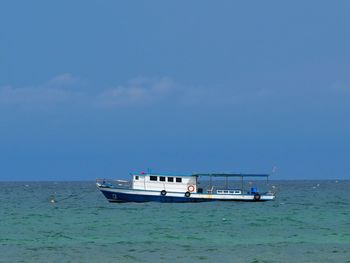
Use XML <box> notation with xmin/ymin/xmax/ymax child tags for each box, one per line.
<box><xmin>272</xmin><ymin>166</ymin><xmax>277</xmax><ymax>174</ymax></box>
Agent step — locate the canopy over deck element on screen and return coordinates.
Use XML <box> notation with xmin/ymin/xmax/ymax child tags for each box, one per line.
<box><xmin>192</xmin><ymin>173</ymin><xmax>270</xmax><ymax>178</ymax></box>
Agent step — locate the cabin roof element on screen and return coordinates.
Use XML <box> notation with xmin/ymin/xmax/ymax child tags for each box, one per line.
<box><xmin>192</xmin><ymin>173</ymin><xmax>270</xmax><ymax>177</ymax></box>
<box><xmin>131</xmin><ymin>172</ymin><xmax>194</xmax><ymax>177</ymax></box>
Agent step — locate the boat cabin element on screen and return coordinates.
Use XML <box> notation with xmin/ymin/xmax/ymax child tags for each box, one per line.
<box><xmin>131</xmin><ymin>173</ymin><xmax>197</xmax><ymax>193</ymax></box>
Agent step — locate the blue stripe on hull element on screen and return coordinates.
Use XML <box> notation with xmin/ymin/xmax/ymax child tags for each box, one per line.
<box><xmin>100</xmin><ymin>190</ymin><xmax>211</xmax><ymax>203</ymax></box>
<box><xmin>100</xmin><ymin>189</ymin><xmax>267</xmax><ymax>203</ymax></box>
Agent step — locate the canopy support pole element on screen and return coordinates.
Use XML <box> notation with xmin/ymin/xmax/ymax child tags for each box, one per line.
<box><xmin>209</xmin><ymin>176</ymin><xmax>212</xmax><ymax>193</ymax></box>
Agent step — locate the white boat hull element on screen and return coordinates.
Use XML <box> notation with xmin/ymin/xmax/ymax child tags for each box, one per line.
<box><xmin>98</xmin><ymin>187</ymin><xmax>276</xmax><ymax>203</ymax></box>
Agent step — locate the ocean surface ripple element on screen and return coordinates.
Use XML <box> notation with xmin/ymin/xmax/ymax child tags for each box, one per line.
<box><xmin>1</xmin><ymin>180</ymin><xmax>349</xmax><ymax>263</ymax></box>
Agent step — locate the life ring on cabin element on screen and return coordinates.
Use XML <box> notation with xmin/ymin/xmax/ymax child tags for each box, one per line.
<box><xmin>185</xmin><ymin>191</ymin><xmax>191</xmax><ymax>197</ymax></box>
<box><xmin>161</xmin><ymin>190</ymin><xmax>167</xmax><ymax>196</ymax></box>
<box><xmin>254</xmin><ymin>193</ymin><xmax>261</xmax><ymax>201</ymax></box>
<box><xmin>187</xmin><ymin>185</ymin><xmax>195</xmax><ymax>192</ymax></box>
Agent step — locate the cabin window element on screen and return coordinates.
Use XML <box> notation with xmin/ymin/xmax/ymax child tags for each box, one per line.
<box><xmin>159</xmin><ymin>176</ymin><xmax>166</xmax><ymax>182</ymax></box>
<box><xmin>150</xmin><ymin>176</ymin><xmax>157</xmax><ymax>181</ymax></box>
<box><xmin>135</xmin><ymin>176</ymin><xmax>139</xmax><ymax>180</ymax></box>
<box><xmin>167</xmin><ymin>177</ymin><xmax>174</xmax><ymax>182</ymax></box>
<box><xmin>176</xmin><ymin>177</ymin><xmax>182</xmax><ymax>183</ymax></box>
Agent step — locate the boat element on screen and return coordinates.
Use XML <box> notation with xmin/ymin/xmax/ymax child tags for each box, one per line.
<box><xmin>96</xmin><ymin>171</ymin><xmax>276</xmax><ymax>203</ymax></box>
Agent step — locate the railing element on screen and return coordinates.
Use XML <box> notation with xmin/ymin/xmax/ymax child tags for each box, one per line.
<box><xmin>96</xmin><ymin>178</ymin><xmax>131</xmax><ymax>189</ymax></box>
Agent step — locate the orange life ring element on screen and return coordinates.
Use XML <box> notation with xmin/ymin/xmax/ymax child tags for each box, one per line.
<box><xmin>187</xmin><ymin>185</ymin><xmax>195</xmax><ymax>192</ymax></box>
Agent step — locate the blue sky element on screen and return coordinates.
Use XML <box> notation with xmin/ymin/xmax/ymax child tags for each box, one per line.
<box><xmin>1</xmin><ymin>1</ymin><xmax>349</xmax><ymax>180</ymax></box>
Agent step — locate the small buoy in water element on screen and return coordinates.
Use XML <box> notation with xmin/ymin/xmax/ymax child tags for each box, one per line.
<box><xmin>50</xmin><ymin>194</ymin><xmax>57</xmax><ymax>203</ymax></box>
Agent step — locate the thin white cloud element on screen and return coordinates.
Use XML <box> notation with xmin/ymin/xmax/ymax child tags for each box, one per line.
<box><xmin>0</xmin><ymin>73</ymin><xmax>83</xmax><ymax>110</ymax></box>
<box><xmin>0</xmin><ymin>74</ymin><xmax>281</xmax><ymax>111</ymax></box>
<box><xmin>47</xmin><ymin>73</ymin><xmax>79</xmax><ymax>87</ymax></box>
<box><xmin>95</xmin><ymin>77</ymin><xmax>175</xmax><ymax>108</ymax></box>
<box><xmin>0</xmin><ymin>85</ymin><xmax>74</xmax><ymax>105</ymax></box>
<box><xmin>180</xmin><ymin>85</ymin><xmax>274</xmax><ymax>107</ymax></box>
<box><xmin>331</xmin><ymin>81</ymin><xmax>350</xmax><ymax>94</ymax></box>
<box><xmin>0</xmin><ymin>75</ymin><xmax>180</xmax><ymax>110</ymax></box>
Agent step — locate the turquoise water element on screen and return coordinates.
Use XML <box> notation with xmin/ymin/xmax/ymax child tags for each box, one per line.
<box><xmin>1</xmin><ymin>181</ymin><xmax>349</xmax><ymax>263</ymax></box>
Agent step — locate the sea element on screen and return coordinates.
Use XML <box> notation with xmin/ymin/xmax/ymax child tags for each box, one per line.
<box><xmin>0</xmin><ymin>180</ymin><xmax>349</xmax><ymax>263</ymax></box>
